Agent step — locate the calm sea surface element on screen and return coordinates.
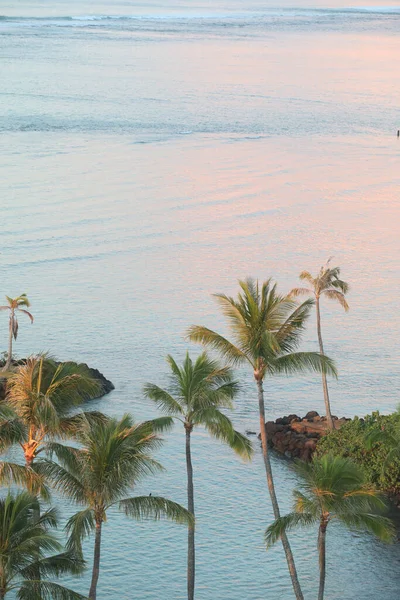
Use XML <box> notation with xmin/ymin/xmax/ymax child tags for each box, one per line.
<box><xmin>1</xmin><ymin>0</ymin><xmax>400</xmax><ymax>598</ymax></box>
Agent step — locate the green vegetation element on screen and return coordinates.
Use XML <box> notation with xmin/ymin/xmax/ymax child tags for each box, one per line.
<box><xmin>265</xmin><ymin>455</ymin><xmax>394</xmax><ymax>600</ymax></box>
<box><xmin>188</xmin><ymin>278</ymin><xmax>337</xmax><ymax>600</ymax></box>
<box><xmin>290</xmin><ymin>259</ymin><xmax>349</xmax><ymax>430</ymax></box>
<box><xmin>144</xmin><ymin>352</ymin><xmax>252</xmax><ymax>600</ymax></box>
<box><xmin>317</xmin><ymin>411</ymin><xmax>400</xmax><ymax>494</ymax></box>
<box><xmin>0</xmin><ymin>268</ymin><xmax>396</xmax><ymax>600</ymax></box>
<box><xmin>41</xmin><ymin>413</ymin><xmax>192</xmax><ymax>600</ymax></box>
<box><xmin>5</xmin><ymin>355</ymin><xmax>101</xmax><ymax>466</ymax></box>
<box><xmin>0</xmin><ymin>491</ymin><xmax>86</xmax><ymax>599</ymax></box>
<box><xmin>0</xmin><ymin>294</ymin><xmax>33</xmax><ymax>372</ymax></box>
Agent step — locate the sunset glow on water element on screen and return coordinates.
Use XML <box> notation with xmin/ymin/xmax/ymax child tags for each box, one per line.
<box><xmin>1</xmin><ymin>1</ymin><xmax>400</xmax><ymax>598</ymax></box>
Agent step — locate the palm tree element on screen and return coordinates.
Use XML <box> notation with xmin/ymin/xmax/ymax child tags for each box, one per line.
<box><xmin>265</xmin><ymin>454</ymin><xmax>394</xmax><ymax>600</ymax></box>
<box><xmin>290</xmin><ymin>259</ymin><xmax>349</xmax><ymax>429</ymax></box>
<box><xmin>144</xmin><ymin>352</ymin><xmax>253</xmax><ymax>600</ymax></box>
<box><xmin>5</xmin><ymin>355</ymin><xmax>101</xmax><ymax>467</ymax></box>
<box><xmin>0</xmin><ymin>402</ymin><xmax>48</xmax><ymax>498</ymax></box>
<box><xmin>40</xmin><ymin>413</ymin><xmax>194</xmax><ymax>600</ymax></box>
<box><xmin>188</xmin><ymin>278</ymin><xmax>337</xmax><ymax>600</ymax></box>
<box><xmin>0</xmin><ymin>490</ymin><xmax>87</xmax><ymax>600</ymax></box>
<box><xmin>0</xmin><ymin>294</ymin><xmax>33</xmax><ymax>372</ymax></box>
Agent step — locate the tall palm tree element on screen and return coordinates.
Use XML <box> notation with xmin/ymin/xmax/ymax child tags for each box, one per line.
<box><xmin>41</xmin><ymin>413</ymin><xmax>194</xmax><ymax>600</ymax></box>
<box><xmin>144</xmin><ymin>352</ymin><xmax>253</xmax><ymax>600</ymax></box>
<box><xmin>188</xmin><ymin>278</ymin><xmax>337</xmax><ymax>600</ymax></box>
<box><xmin>265</xmin><ymin>454</ymin><xmax>394</xmax><ymax>600</ymax></box>
<box><xmin>5</xmin><ymin>355</ymin><xmax>101</xmax><ymax>466</ymax></box>
<box><xmin>0</xmin><ymin>294</ymin><xmax>33</xmax><ymax>372</ymax></box>
<box><xmin>0</xmin><ymin>490</ymin><xmax>87</xmax><ymax>600</ymax></box>
<box><xmin>290</xmin><ymin>259</ymin><xmax>349</xmax><ymax>429</ymax></box>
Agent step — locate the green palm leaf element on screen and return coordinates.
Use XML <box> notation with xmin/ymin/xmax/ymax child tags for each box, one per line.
<box><xmin>265</xmin><ymin>512</ymin><xmax>317</xmax><ymax>548</ymax></box>
<box><xmin>118</xmin><ymin>496</ymin><xmax>194</xmax><ymax>526</ymax></box>
<box><xmin>65</xmin><ymin>509</ymin><xmax>96</xmax><ymax>553</ymax></box>
<box><xmin>17</xmin><ymin>580</ymin><xmax>88</xmax><ymax>600</ymax></box>
<box><xmin>272</xmin><ymin>352</ymin><xmax>337</xmax><ymax>377</ymax></box>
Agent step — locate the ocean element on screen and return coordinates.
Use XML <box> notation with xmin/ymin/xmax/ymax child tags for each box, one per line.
<box><xmin>1</xmin><ymin>1</ymin><xmax>400</xmax><ymax>598</ymax></box>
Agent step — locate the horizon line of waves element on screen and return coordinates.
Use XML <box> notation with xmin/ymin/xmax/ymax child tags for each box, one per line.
<box><xmin>1</xmin><ymin>7</ymin><xmax>400</xmax><ymax>24</ymax></box>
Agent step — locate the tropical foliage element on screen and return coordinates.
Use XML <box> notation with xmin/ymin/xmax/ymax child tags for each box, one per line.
<box><xmin>265</xmin><ymin>455</ymin><xmax>394</xmax><ymax>600</ymax></box>
<box><xmin>290</xmin><ymin>259</ymin><xmax>349</xmax><ymax>429</ymax></box>
<box><xmin>0</xmin><ymin>270</ymin><xmax>395</xmax><ymax>600</ymax></box>
<box><xmin>40</xmin><ymin>413</ymin><xmax>193</xmax><ymax>600</ymax></box>
<box><xmin>0</xmin><ymin>294</ymin><xmax>33</xmax><ymax>372</ymax></box>
<box><xmin>144</xmin><ymin>352</ymin><xmax>252</xmax><ymax>600</ymax></box>
<box><xmin>188</xmin><ymin>278</ymin><xmax>337</xmax><ymax>600</ymax></box>
<box><xmin>4</xmin><ymin>355</ymin><xmax>101</xmax><ymax>466</ymax></box>
<box><xmin>0</xmin><ymin>491</ymin><xmax>86</xmax><ymax>600</ymax></box>
<box><xmin>317</xmin><ymin>411</ymin><xmax>400</xmax><ymax>494</ymax></box>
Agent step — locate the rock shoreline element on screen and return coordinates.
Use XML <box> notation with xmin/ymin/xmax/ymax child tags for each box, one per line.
<box><xmin>261</xmin><ymin>411</ymin><xmax>350</xmax><ymax>462</ymax></box>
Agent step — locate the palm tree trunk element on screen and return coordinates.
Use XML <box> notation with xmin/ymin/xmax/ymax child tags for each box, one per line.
<box><xmin>89</xmin><ymin>519</ymin><xmax>102</xmax><ymax>600</ymax></box>
<box><xmin>185</xmin><ymin>425</ymin><xmax>195</xmax><ymax>600</ymax></box>
<box><xmin>317</xmin><ymin>521</ymin><xmax>327</xmax><ymax>600</ymax></box>
<box><xmin>257</xmin><ymin>379</ymin><xmax>304</xmax><ymax>600</ymax></box>
<box><xmin>25</xmin><ymin>454</ymin><xmax>40</xmax><ymax>523</ymax></box>
<box><xmin>315</xmin><ymin>298</ymin><xmax>334</xmax><ymax>430</ymax></box>
<box><xmin>3</xmin><ymin>312</ymin><xmax>13</xmax><ymax>372</ymax></box>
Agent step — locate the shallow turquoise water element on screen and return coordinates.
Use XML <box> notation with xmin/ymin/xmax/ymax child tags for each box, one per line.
<box><xmin>1</xmin><ymin>1</ymin><xmax>400</xmax><ymax>598</ymax></box>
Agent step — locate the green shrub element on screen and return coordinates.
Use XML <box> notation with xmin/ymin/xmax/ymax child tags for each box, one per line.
<box><xmin>316</xmin><ymin>411</ymin><xmax>400</xmax><ymax>494</ymax></box>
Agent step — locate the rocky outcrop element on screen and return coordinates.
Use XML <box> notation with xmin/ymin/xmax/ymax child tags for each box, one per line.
<box><xmin>83</xmin><ymin>365</ymin><xmax>115</xmax><ymax>397</ymax></box>
<box><xmin>261</xmin><ymin>412</ymin><xmax>350</xmax><ymax>461</ymax></box>
<box><xmin>0</xmin><ymin>359</ymin><xmax>114</xmax><ymax>401</ymax></box>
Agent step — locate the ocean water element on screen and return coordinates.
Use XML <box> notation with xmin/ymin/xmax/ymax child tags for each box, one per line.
<box><xmin>1</xmin><ymin>1</ymin><xmax>400</xmax><ymax>598</ymax></box>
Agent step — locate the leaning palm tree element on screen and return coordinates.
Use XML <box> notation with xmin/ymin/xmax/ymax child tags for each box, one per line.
<box><xmin>290</xmin><ymin>259</ymin><xmax>349</xmax><ymax>429</ymax></box>
<box><xmin>5</xmin><ymin>355</ymin><xmax>101</xmax><ymax>467</ymax></box>
<box><xmin>188</xmin><ymin>278</ymin><xmax>337</xmax><ymax>600</ymax></box>
<box><xmin>41</xmin><ymin>413</ymin><xmax>193</xmax><ymax>600</ymax></box>
<box><xmin>0</xmin><ymin>490</ymin><xmax>87</xmax><ymax>600</ymax></box>
<box><xmin>0</xmin><ymin>294</ymin><xmax>33</xmax><ymax>372</ymax></box>
<box><xmin>265</xmin><ymin>454</ymin><xmax>394</xmax><ymax>600</ymax></box>
<box><xmin>144</xmin><ymin>352</ymin><xmax>252</xmax><ymax>600</ymax></box>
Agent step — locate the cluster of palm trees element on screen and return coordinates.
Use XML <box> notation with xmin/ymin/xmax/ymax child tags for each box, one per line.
<box><xmin>0</xmin><ymin>356</ymin><xmax>193</xmax><ymax>599</ymax></box>
<box><xmin>0</xmin><ymin>262</ymin><xmax>395</xmax><ymax>600</ymax></box>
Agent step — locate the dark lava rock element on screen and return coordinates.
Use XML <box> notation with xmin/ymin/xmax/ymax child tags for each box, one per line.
<box><xmin>84</xmin><ymin>365</ymin><xmax>114</xmax><ymax>397</ymax></box>
<box><xmin>304</xmin><ymin>410</ymin><xmax>319</xmax><ymax>421</ymax></box>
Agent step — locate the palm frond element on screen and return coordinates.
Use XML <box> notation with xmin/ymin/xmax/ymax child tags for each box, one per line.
<box><xmin>289</xmin><ymin>287</ymin><xmax>313</xmax><ymax>298</ymax></box>
<box><xmin>143</xmin><ymin>383</ymin><xmax>184</xmax><ymax>416</ymax></box>
<box><xmin>0</xmin><ymin>412</ymin><xmax>25</xmax><ymax>450</ymax></box>
<box><xmin>299</xmin><ymin>271</ymin><xmax>315</xmax><ymax>285</ymax></box>
<box><xmin>274</xmin><ymin>298</ymin><xmax>314</xmax><ymax>354</ymax></box>
<box><xmin>17</xmin><ymin>580</ymin><xmax>88</xmax><ymax>600</ymax></box>
<box><xmin>194</xmin><ymin>408</ymin><xmax>252</xmax><ymax>460</ymax></box>
<box><xmin>272</xmin><ymin>352</ymin><xmax>337</xmax><ymax>378</ymax></box>
<box><xmin>38</xmin><ymin>459</ymin><xmax>86</xmax><ymax>504</ymax></box>
<box><xmin>65</xmin><ymin>509</ymin><xmax>95</xmax><ymax>553</ymax></box>
<box><xmin>187</xmin><ymin>326</ymin><xmax>249</xmax><ymax>367</ymax></box>
<box><xmin>322</xmin><ymin>290</ymin><xmax>349</xmax><ymax>311</ymax></box>
<box><xmin>20</xmin><ymin>551</ymin><xmax>86</xmax><ymax>579</ymax></box>
<box><xmin>118</xmin><ymin>496</ymin><xmax>194</xmax><ymax>526</ymax></box>
<box><xmin>265</xmin><ymin>512</ymin><xmax>317</xmax><ymax>548</ymax></box>
<box><xmin>17</xmin><ymin>309</ymin><xmax>34</xmax><ymax>323</ymax></box>
<box><xmin>57</xmin><ymin>411</ymin><xmax>108</xmax><ymax>438</ymax></box>
<box><xmin>0</xmin><ymin>462</ymin><xmax>49</xmax><ymax>499</ymax></box>
<box><xmin>338</xmin><ymin>512</ymin><xmax>395</xmax><ymax>543</ymax></box>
